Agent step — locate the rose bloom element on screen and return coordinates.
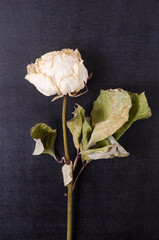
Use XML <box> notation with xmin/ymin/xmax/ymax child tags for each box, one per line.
<box><xmin>25</xmin><ymin>49</ymin><xmax>88</xmax><ymax>100</ymax></box>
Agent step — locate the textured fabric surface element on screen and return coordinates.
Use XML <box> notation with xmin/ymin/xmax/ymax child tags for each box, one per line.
<box><xmin>0</xmin><ymin>1</ymin><xmax>159</xmax><ymax>239</ymax></box>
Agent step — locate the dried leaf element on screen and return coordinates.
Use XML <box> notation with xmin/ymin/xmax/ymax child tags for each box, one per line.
<box><xmin>114</xmin><ymin>92</ymin><xmax>152</xmax><ymax>140</ymax></box>
<box><xmin>92</xmin><ymin>138</ymin><xmax>111</xmax><ymax>149</ymax></box>
<box><xmin>80</xmin><ymin>117</ymin><xmax>92</xmax><ymax>152</ymax></box>
<box><xmin>67</xmin><ymin>104</ymin><xmax>85</xmax><ymax>151</ymax></box>
<box><xmin>81</xmin><ymin>136</ymin><xmax>129</xmax><ymax>162</ymax></box>
<box><xmin>30</xmin><ymin>123</ymin><xmax>57</xmax><ymax>159</ymax></box>
<box><xmin>88</xmin><ymin>89</ymin><xmax>132</xmax><ymax>146</ymax></box>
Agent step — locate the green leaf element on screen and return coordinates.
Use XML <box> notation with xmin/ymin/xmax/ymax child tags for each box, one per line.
<box><xmin>114</xmin><ymin>92</ymin><xmax>152</xmax><ymax>140</ymax></box>
<box><xmin>88</xmin><ymin>89</ymin><xmax>132</xmax><ymax>146</ymax></box>
<box><xmin>80</xmin><ymin>117</ymin><xmax>92</xmax><ymax>152</ymax></box>
<box><xmin>92</xmin><ymin>138</ymin><xmax>111</xmax><ymax>149</ymax></box>
<box><xmin>81</xmin><ymin>136</ymin><xmax>129</xmax><ymax>162</ymax></box>
<box><xmin>30</xmin><ymin>123</ymin><xmax>57</xmax><ymax>159</ymax></box>
<box><xmin>67</xmin><ymin>104</ymin><xmax>85</xmax><ymax>151</ymax></box>
<box><xmin>80</xmin><ymin>117</ymin><xmax>92</xmax><ymax>162</ymax></box>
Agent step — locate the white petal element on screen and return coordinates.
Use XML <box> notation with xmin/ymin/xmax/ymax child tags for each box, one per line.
<box><xmin>78</xmin><ymin>61</ymin><xmax>88</xmax><ymax>87</ymax></box>
<box><xmin>25</xmin><ymin>73</ymin><xmax>58</xmax><ymax>96</ymax></box>
<box><xmin>59</xmin><ymin>75</ymin><xmax>80</xmax><ymax>95</ymax></box>
<box><xmin>74</xmin><ymin>63</ymin><xmax>79</xmax><ymax>75</ymax></box>
<box><xmin>27</xmin><ymin>63</ymin><xmax>36</xmax><ymax>74</ymax></box>
<box><xmin>53</xmin><ymin>53</ymin><xmax>75</xmax><ymax>86</ymax></box>
<box><xmin>35</xmin><ymin>51</ymin><xmax>59</xmax><ymax>77</ymax></box>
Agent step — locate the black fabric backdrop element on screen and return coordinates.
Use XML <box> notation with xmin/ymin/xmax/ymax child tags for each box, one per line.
<box><xmin>0</xmin><ymin>1</ymin><xmax>159</xmax><ymax>240</ymax></box>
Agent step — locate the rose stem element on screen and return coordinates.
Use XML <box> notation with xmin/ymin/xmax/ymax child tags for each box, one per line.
<box><xmin>62</xmin><ymin>95</ymin><xmax>73</xmax><ymax>240</ymax></box>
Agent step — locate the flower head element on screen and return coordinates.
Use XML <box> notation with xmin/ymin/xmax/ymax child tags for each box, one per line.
<box><xmin>25</xmin><ymin>49</ymin><xmax>88</xmax><ymax>100</ymax></box>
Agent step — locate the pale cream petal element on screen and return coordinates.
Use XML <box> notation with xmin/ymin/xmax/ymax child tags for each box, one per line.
<box><xmin>59</xmin><ymin>76</ymin><xmax>79</xmax><ymax>95</ymax></box>
<box><xmin>78</xmin><ymin>61</ymin><xmax>88</xmax><ymax>87</ymax></box>
<box><xmin>35</xmin><ymin>56</ymin><xmax>54</xmax><ymax>76</ymax></box>
<box><xmin>74</xmin><ymin>63</ymin><xmax>79</xmax><ymax>75</ymax></box>
<box><xmin>27</xmin><ymin>63</ymin><xmax>37</xmax><ymax>74</ymax></box>
<box><xmin>53</xmin><ymin>53</ymin><xmax>75</xmax><ymax>85</ymax></box>
<box><xmin>25</xmin><ymin>73</ymin><xmax>57</xmax><ymax>96</ymax></box>
<box><xmin>74</xmin><ymin>49</ymin><xmax>82</xmax><ymax>61</ymax></box>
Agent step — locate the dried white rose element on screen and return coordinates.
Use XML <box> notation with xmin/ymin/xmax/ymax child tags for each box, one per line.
<box><xmin>25</xmin><ymin>49</ymin><xmax>88</xmax><ymax>100</ymax></box>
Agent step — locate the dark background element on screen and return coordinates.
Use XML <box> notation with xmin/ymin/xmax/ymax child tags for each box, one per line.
<box><xmin>0</xmin><ymin>1</ymin><xmax>159</xmax><ymax>239</ymax></box>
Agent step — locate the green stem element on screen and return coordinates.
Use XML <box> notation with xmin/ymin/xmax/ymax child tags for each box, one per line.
<box><xmin>62</xmin><ymin>95</ymin><xmax>73</xmax><ymax>240</ymax></box>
